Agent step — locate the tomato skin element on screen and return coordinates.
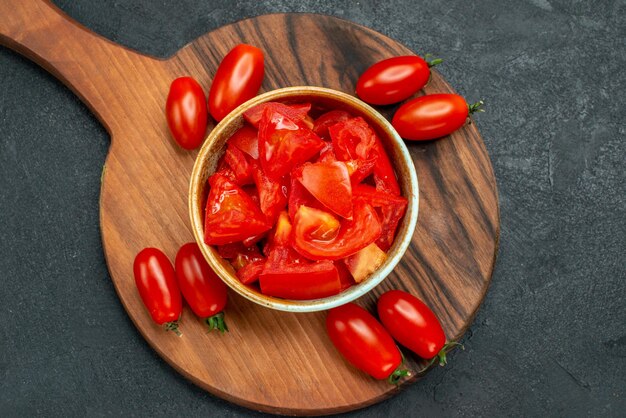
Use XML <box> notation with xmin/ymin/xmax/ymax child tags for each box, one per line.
<box><xmin>175</xmin><ymin>243</ymin><xmax>228</xmax><ymax>333</ymax></box>
<box><xmin>259</xmin><ymin>261</ymin><xmax>341</xmax><ymax>300</ymax></box>
<box><xmin>165</xmin><ymin>77</ymin><xmax>208</xmax><ymax>150</ymax></box>
<box><xmin>326</xmin><ymin>303</ymin><xmax>404</xmax><ymax>380</ymax></box>
<box><xmin>356</xmin><ymin>56</ymin><xmax>432</xmax><ymax>105</ymax></box>
<box><xmin>377</xmin><ymin>290</ymin><xmax>446</xmax><ymax>359</ymax></box>
<box><xmin>295</xmin><ymin>161</ymin><xmax>353</xmax><ymax>219</ymax></box>
<box><xmin>244</xmin><ymin>102</ymin><xmax>311</xmax><ymax>128</ymax></box>
<box><xmin>312</xmin><ymin>110</ymin><xmax>351</xmax><ymax>140</ymax></box>
<box><xmin>209</xmin><ymin>44</ymin><xmax>265</xmax><ymax>122</ymax></box>
<box><xmin>133</xmin><ymin>248</ymin><xmax>182</xmax><ymax>329</ymax></box>
<box><xmin>392</xmin><ymin>94</ymin><xmax>469</xmax><ymax>141</ymax></box>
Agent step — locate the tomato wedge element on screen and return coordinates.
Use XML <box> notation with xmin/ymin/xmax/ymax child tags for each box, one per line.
<box><xmin>244</xmin><ymin>102</ymin><xmax>311</xmax><ymax>128</ymax></box>
<box><xmin>204</xmin><ymin>173</ymin><xmax>271</xmax><ymax>245</ymax></box>
<box><xmin>292</xmin><ymin>201</ymin><xmax>381</xmax><ymax>260</ymax></box>
<box><xmin>258</xmin><ymin>108</ymin><xmax>325</xmax><ymax>179</ymax></box>
<box><xmin>251</xmin><ymin>161</ymin><xmax>288</xmax><ymax>223</ymax></box>
<box><xmin>237</xmin><ymin>259</ymin><xmax>266</xmax><ymax>284</ymax></box>
<box><xmin>312</xmin><ymin>110</ymin><xmax>351</xmax><ymax>140</ymax></box>
<box><xmin>329</xmin><ymin>117</ymin><xmax>376</xmax><ymax>161</ymax></box>
<box><xmin>371</xmin><ymin>138</ymin><xmax>401</xmax><ymax>195</ymax></box>
<box><xmin>288</xmin><ymin>175</ymin><xmax>326</xmax><ymax>221</ymax></box>
<box><xmin>224</xmin><ymin>143</ymin><xmax>253</xmax><ymax>185</ymax></box>
<box><xmin>229</xmin><ymin>125</ymin><xmax>259</xmax><ymax>159</ymax></box>
<box><xmin>295</xmin><ymin>161</ymin><xmax>353</xmax><ymax>219</ymax></box>
<box><xmin>353</xmin><ymin>184</ymin><xmax>408</xmax><ymax>251</ymax></box>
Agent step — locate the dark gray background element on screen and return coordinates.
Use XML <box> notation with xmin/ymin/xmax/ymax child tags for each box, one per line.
<box><xmin>1</xmin><ymin>0</ymin><xmax>624</xmax><ymax>416</ymax></box>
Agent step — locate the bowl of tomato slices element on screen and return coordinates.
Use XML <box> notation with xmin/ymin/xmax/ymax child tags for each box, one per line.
<box><xmin>189</xmin><ymin>86</ymin><xmax>418</xmax><ymax>312</ymax></box>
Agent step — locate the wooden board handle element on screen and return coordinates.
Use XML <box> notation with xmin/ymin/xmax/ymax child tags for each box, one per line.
<box><xmin>0</xmin><ymin>0</ymin><xmax>164</xmax><ymax>135</ymax></box>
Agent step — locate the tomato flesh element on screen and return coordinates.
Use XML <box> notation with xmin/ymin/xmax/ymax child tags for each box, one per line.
<box><xmin>251</xmin><ymin>161</ymin><xmax>288</xmax><ymax>223</ymax></box>
<box><xmin>313</xmin><ymin>110</ymin><xmax>351</xmax><ymax>139</ymax></box>
<box><xmin>326</xmin><ymin>303</ymin><xmax>403</xmax><ymax>380</ymax></box>
<box><xmin>229</xmin><ymin>125</ymin><xmax>259</xmax><ymax>159</ymax></box>
<box><xmin>295</xmin><ymin>161</ymin><xmax>353</xmax><ymax>219</ymax></box>
<box><xmin>377</xmin><ymin>290</ymin><xmax>446</xmax><ymax>359</ymax></box>
<box><xmin>344</xmin><ymin>243</ymin><xmax>387</xmax><ymax>283</ymax></box>
<box><xmin>204</xmin><ymin>173</ymin><xmax>271</xmax><ymax>245</ymax></box>
<box><xmin>224</xmin><ymin>143</ymin><xmax>253</xmax><ymax>185</ymax></box>
<box><xmin>292</xmin><ymin>201</ymin><xmax>381</xmax><ymax>260</ymax></box>
<box><xmin>244</xmin><ymin>102</ymin><xmax>311</xmax><ymax>128</ymax></box>
<box><xmin>392</xmin><ymin>93</ymin><xmax>469</xmax><ymax>141</ymax></box>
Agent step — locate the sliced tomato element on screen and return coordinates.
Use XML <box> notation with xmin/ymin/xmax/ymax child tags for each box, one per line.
<box><xmin>259</xmin><ymin>261</ymin><xmax>341</xmax><ymax>300</ymax></box>
<box><xmin>242</xmin><ymin>232</ymin><xmax>267</xmax><ymax>247</ymax></box>
<box><xmin>329</xmin><ymin>117</ymin><xmax>377</xmax><ymax>161</ymax></box>
<box><xmin>204</xmin><ymin>173</ymin><xmax>271</xmax><ymax>245</ymax></box>
<box><xmin>345</xmin><ymin>157</ymin><xmax>376</xmax><ymax>185</ymax></box>
<box><xmin>258</xmin><ymin>107</ymin><xmax>325</xmax><ymax>179</ymax></box>
<box><xmin>344</xmin><ymin>243</ymin><xmax>387</xmax><ymax>283</ymax></box>
<box><xmin>371</xmin><ymin>137</ymin><xmax>401</xmax><ymax>195</ymax></box>
<box><xmin>292</xmin><ymin>201</ymin><xmax>381</xmax><ymax>260</ymax></box>
<box><xmin>313</xmin><ymin>110</ymin><xmax>352</xmax><ymax>140</ymax></box>
<box><xmin>353</xmin><ymin>184</ymin><xmax>408</xmax><ymax>251</ymax></box>
<box><xmin>230</xmin><ymin>245</ymin><xmax>264</xmax><ymax>270</ymax></box>
<box><xmin>224</xmin><ymin>143</ymin><xmax>253</xmax><ymax>185</ymax></box>
<box><xmin>229</xmin><ymin>125</ymin><xmax>259</xmax><ymax>159</ymax></box>
<box><xmin>288</xmin><ymin>175</ymin><xmax>326</xmax><ymax>221</ymax></box>
<box><xmin>251</xmin><ymin>161</ymin><xmax>288</xmax><ymax>223</ymax></box>
<box><xmin>335</xmin><ymin>260</ymin><xmax>356</xmax><ymax>291</ymax></box>
<box><xmin>237</xmin><ymin>259</ymin><xmax>266</xmax><ymax>284</ymax></box>
<box><xmin>295</xmin><ymin>161</ymin><xmax>353</xmax><ymax>219</ymax></box>
<box><xmin>244</xmin><ymin>102</ymin><xmax>311</xmax><ymax>128</ymax></box>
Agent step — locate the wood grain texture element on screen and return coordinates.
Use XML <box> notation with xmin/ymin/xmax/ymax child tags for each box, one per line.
<box><xmin>0</xmin><ymin>2</ymin><xmax>499</xmax><ymax>415</ymax></box>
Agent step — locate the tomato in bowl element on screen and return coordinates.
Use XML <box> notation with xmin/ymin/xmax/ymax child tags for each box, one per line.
<box><xmin>189</xmin><ymin>87</ymin><xmax>418</xmax><ymax>312</ymax></box>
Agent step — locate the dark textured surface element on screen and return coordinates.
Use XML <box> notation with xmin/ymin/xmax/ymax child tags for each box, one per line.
<box><xmin>0</xmin><ymin>0</ymin><xmax>624</xmax><ymax>416</ymax></box>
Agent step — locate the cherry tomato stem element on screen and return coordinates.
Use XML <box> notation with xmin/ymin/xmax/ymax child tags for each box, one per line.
<box><xmin>164</xmin><ymin>321</ymin><xmax>182</xmax><ymax>336</ymax></box>
<box><xmin>418</xmin><ymin>341</ymin><xmax>464</xmax><ymax>374</ymax></box>
<box><xmin>423</xmin><ymin>53</ymin><xmax>443</xmax><ymax>67</ymax></box>
<box><xmin>468</xmin><ymin>100</ymin><xmax>485</xmax><ymax>114</ymax></box>
<box><xmin>205</xmin><ymin>312</ymin><xmax>228</xmax><ymax>333</ymax></box>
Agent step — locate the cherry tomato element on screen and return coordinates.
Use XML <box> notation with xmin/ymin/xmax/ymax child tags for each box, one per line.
<box><xmin>165</xmin><ymin>77</ymin><xmax>208</xmax><ymax>150</ymax></box>
<box><xmin>258</xmin><ymin>107</ymin><xmax>324</xmax><ymax>179</ymax></box>
<box><xmin>209</xmin><ymin>44</ymin><xmax>265</xmax><ymax>122</ymax></box>
<box><xmin>377</xmin><ymin>290</ymin><xmax>461</xmax><ymax>366</ymax></box>
<box><xmin>392</xmin><ymin>94</ymin><xmax>484</xmax><ymax>141</ymax></box>
<box><xmin>204</xmin><ymin>173</ymin><xmax>271</xmax><ymax>245</ymax></box>
<box><xmin>175</xmin><ymin>243</ymin><xmax>228</xmax><ymax>333</ymax></box>
<box><xmin>294</xmin><ymin>161</ymin><xmax>353</xmax><ymax>219</ymax></box>
<box><xmin>244</xmin><ymin>102</ymin><xmax>311</xmax><ymax>128</ymax></box>
<box><xmin>133</xmin><ymin>248</ymin><xmax>183</xmax><ymax>335</ymax></box>
<box><xmin>292</xmin><ymin>201</ymin><xmax>381</xmax><ymax>260</ymax></box>
<box><xmin>326</xmin><ymin>303</ymin><xmax>410</xmax><ymax>383</ymax></box>
<box><xmin>356</xmin><ymin>55</ymin><xmax>441</xmax><ymax>105</ymax></box>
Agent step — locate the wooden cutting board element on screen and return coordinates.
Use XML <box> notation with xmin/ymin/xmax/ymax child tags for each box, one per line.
<box><xmin>0</xmin><ymin>1</ymin><xmax>499</xmax><ymax>415</ymax></box>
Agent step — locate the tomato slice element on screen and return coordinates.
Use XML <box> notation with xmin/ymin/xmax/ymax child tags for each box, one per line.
<box><xmin>258</xmin><ymin>107</ymin><xmax>325</xmax><ymax>179</ymax></box>
<box><xmin>335</xmin><ymin>260</ymin><xmax>356</xmax><ymax>291</ymax></box>
<box><xmin>353</xmin><ymin>184</ymin><xmax>408</xmax><ymax>251</ymax></box>
<box><xmin>259</xmin><ymin>261</ymin><xmax>342</xmax><ymax>300</ymax></box>
<box><xmin>313</xmin><ymin>110</ymin><xmax>351</xmax><ymax>140</ymax></box>
<box><xmin>344</xmin><ymin>242</ymin><xmax>387</xmax><ymax>283</ymax></box>
<box><xmin>229</xmin><ymin>125</ymin><xmax>259</xmax><ymax>159</ymax></box>
<box><xmin>316</xmin><ymin>144</ymin><xmax>375</xmax><ymax>186</ymax></box>
<box><xmin>329</xmin><ymin>117</ymin><xmax>377</xmax><ymax>161</ymax></box>
<box><xmin>204</xmin><ymin>173</ymin><xmax>271</xmax><ymax>245</ymax></box>
<box><xmin>244</xmin><ymin>102</ymin><xmax>311</xmax><ymax>128</ymax></box>
<box><xmin>251</xmin><ymin>161</ymin><xmax>288</xmax><ymax>223</ymax></box>
<box><xmin>371</xmin><ymin>137</ymin><xmax>401</xmax><ymax>195</ymax></box>
<box><xmin>288</xmin><ymin>175</ymin><xmax>326</xmax><ymax>221</ymax></box>
<box><xmin>237</xmin><ymin>259</ymin><xmax>266</xmax><ymax>284</ymax></box>
<box><xmin>224</xmin><ymin>143</ymin><xmax>253</xmax><ymax>185</ymax></box>
<box><xmin>292</xmin><ymin>201</ymin><xmax>382</xmax><ymax>260</ymax></box>
<box><xmin>295</xmin><ymin>161</ymin><xmax>353</xmax><ymax>219</ymax></box>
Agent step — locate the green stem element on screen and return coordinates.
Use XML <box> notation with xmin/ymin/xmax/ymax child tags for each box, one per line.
<box><xmin>387</xmin><ymin>367</ymin><xmax>412</xmax><ymax>385</ymax></box>
<box><xmin>417</xmin><ymin>341</ymin><xmax>464</xmax><ymax>374</ymax></box>
<box><xmin>164</xmin><ymin>321</ymin><xmax>182</xmax><ymax>337</ymax></box>
<box><xmin>468</xmin><ymin>100</ymin><xmax>485</xmax><ymax>114</ymax></box>
<box><xmin>205</xmin><ymin>312</ymin><xmax>228</xmax><ymax>333</ymax></box>
<box><xmin>423</xmin><ymin>53</ymin><xmax>443</xmax><ymax>67</ymax></box>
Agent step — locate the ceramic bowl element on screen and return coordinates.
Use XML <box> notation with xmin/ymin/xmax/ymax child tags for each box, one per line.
<box><xmin>189</xmin><ymin>86</ymin><xmax>418</xmax><ymax>312</ymax></box>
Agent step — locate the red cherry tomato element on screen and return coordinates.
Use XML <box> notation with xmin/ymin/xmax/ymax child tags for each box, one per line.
<box><xmin>292</xmin><ymin>201</ymin><xmax>381</xmax><ymax>260</ymax></box>
<box><xmin>165</xmin><ymin>77</ymin><xmax>208</xmax><ymax>150</ymax></box>
<box><xmin>175</xmin><ymin>243</ymin><xmax>229</xmax><ymax>333</ymax></box>
<box><xmin>356</xmin><ymin>55</ymin><xmax>441</xmax><ymax>105</ymax></box>
<box><xmin>326</xmin><ymin>303</ymin><xmax>410</xmax><ymax>383</ymax></box>
<box><xmin>133</xmin><ymin>248</ymin><xmax>183</xmax><ymax>335</ymax></box>
<box><xmin>209</xmin><ymin>44</ymin><xmax>265</xmax><ymax>122</ymax></box>
<box><xmin>392</xmin><ymin>94</ymin><xmax>484</xmax><ymax>141</ymax></box>
<box><xmin>377</xmin><ymin>290</ymin><xmax>460</xmax><ymax>366</ymax></box>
